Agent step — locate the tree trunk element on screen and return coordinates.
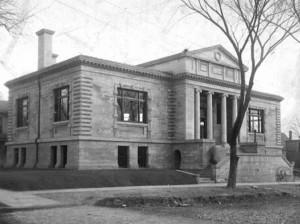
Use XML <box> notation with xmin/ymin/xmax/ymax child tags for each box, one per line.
<box><xmin>227</xmin><ymin>144</ymin><xmax>239</xmax><ymax>188</ymax></box>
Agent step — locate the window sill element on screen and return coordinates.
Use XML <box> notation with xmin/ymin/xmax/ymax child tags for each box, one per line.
<box><xmin>53</xmin><ymin>120</ymin><xmax>69</xmax><ymax>126</ymax></box>
<box><xmin>248</xmin><ymin>132</ymin><xmax>264</xmax><ymax>135</ymax></box>
<box><xmin>116</xmin><ymin>121</ymin><xmax>148</xmax><ymax>127</ymax></box>
<box><xmin>16</xmin><ymin>126</ymin><xmax>28</xmax><ymax>131</ymax></box>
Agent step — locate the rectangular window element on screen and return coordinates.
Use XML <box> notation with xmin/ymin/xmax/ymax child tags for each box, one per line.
<box><xmin>117</xmin><ymin>88</ymin><xmax>147</xmax><ymax>123</ymax></box>
<box><xmin>50</xmin><ymin>146</ymin><xmax>57</xmax><ymax>168</ymax></box>
<box><xmin>14</xmin><ymin>148</ymin><xmax>19</xmax><ymax>167</ymax></box>
<box><xmin>118</xmin><ymin>146</ymin><xmax>129</xmax><ymax>168</ymax></box>
<box><xmin>138</xmin><ymin>146</ymin><xmax>148</xmax><ymax>168</ymax></box>
<box><xmin>20</xmin><ymin>148</ymin><xmax>26</xmax><ymax>168</ymax></box>
<box><xmin>16</xmin><ymin>97</ymin><xmax>29</xmax><ymax>127</ymax></box>
<box><xmin>54</xmin><ymin>86</ymin><xmax>69</xmax><ymax>122</ymax></box>
<box><xmin>248</xmin><ymin>108</ymin><xmax>264</xmax><ymax>133</ymax></box>
<box><xmin>61</xmin><ymin>145</ymin><xmax>68</xmax><ymax>168</ymax></box>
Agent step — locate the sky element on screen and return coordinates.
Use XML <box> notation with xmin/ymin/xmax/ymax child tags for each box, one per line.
<box><xmin>0</xmin><ymin>0</ymin><xmax>300</xmax><ymax>134</ymax></box>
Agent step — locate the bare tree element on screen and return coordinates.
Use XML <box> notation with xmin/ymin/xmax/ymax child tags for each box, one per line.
<box><xmin>181</xmin><ymin>0</ymin><xmax>300</xmax><ymax>188</ymax></box>
<box><xmin>292</xmin><ymin>0</ymin><xmax>300</xmax><ymax>22</ymax></box>
<box><xmin>0</xmin><ymin>0</ymin><xmax>29</xmax><ymax>34</ymax></box>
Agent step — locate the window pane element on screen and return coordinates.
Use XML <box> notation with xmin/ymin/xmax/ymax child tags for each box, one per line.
<box><xmin>139</xmin><ymin>101</ymin><xmax>144</xmax><ymax>122</ymax></box>
<box><xmin>124</xmin><ymin>99</ymin><xmax>138</xmax><ymax>122</ymax></box>
<box><xmin>54</xmin><ymin>86</ymin><xmax>69</xmax><ymax>122</ymax></box>
<box><xmin>61</xmin><ymin>88</ymin><xmax>68</xmax><ymax>97</ymax></box>
<box><xmin>248</xmin><ymin>108</ymin><xmax>264</xmax><ymax>133</ymax></box>
<box><xmin>61</xmin><ymin>98</ymin><xmax>68</xmax><ymax>120</ymax></box>
<box><xmin>17</xmin><ymin>97</ymin><xmax>28</xmax><ymax>127</ymax></box>
<box><xmin>117</xmin><ymin>88</ymin><xmax>147</xmax><ymax>123</ymax></box>
<box><xmin>139</xmin><ymin>92</ymin><xmax>146</xmax><ymax>100</ymax></box>
<box><xmin>123</xmin><ymin>90</ymin><xmax>138</xmax><ymax>99</ymax></box>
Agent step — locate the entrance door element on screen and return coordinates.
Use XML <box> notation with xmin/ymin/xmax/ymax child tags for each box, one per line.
<box><xmin>138</xmin><ymin>146</ymin><xmax>148</xmax><ymax>168</ymax></box>
<box><xmin>174</xmin><ymin>150</ymin><xmax>181</xmax><ymax>169</ymax></box>
<box><xmin>118</xmin><ymin>146</ymin><xmax>129</xmax><ymax>168</ymax></box>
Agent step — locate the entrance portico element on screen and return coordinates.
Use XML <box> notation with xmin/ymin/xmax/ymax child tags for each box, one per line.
<box><xmin>193</xmin><ymin>88</ymin><xmax>238</xmax><ymax>145</ymax></box>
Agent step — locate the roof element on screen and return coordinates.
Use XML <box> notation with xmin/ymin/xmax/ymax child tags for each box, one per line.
<box><xmin>5</xmin><ymin>55</ymin><xmax>172</xmax><ymax>87</ymax></box>
<box><xmin>5</xmin><ymin>52</ymin><xmax>282</xmax><ymax>102</ymax></box>
<box><xmin>138</xmin><ymin>44</ymin><xmax>248</xmax><ymax>71</ymax></box>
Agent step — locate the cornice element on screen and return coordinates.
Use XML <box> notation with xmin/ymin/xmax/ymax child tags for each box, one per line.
<box><xmin>5</xmin><ymin>55</ymin><xmax>172</xmax><ymax>87</ymax></box>
<box><xmin>5</xmin><ymin>56</ymin><xmax>283</xmax><ymax>102</ymax></box>
<box><xmin>176</xmin><ymin>72</ymin><xmax>283</xmax><ymax>102</ymax></box>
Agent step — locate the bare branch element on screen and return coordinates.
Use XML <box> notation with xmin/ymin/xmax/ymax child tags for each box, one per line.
<box><xmin>181</xmin><ymin>0</ymin><xmax>300</xmax><ymax>188</ymax></box>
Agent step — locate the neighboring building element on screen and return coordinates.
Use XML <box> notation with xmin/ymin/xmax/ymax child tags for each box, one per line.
<box><xmin>286</xmin><ymin>131</ymin><xmax>300</xmax><ymax>169</ymax></box>
<box><xmin>0</xmin><ymin>101</ymin><xmax>8</xmax><ymax>168</ymax></box>
<box><xmin>4</xmin><ymin>29</ymin><xmax>292</xmax><ymax>182</ymax></box>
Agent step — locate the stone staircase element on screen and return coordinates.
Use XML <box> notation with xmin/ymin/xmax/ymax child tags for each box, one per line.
<box><xmin>177</xmin><ymin>168</ymin><xmax>214</xmax><ymax>184</ymax></box>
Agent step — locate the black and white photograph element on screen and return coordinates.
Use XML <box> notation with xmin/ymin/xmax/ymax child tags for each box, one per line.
<box><xmin>0</xmin><ymin>0</ymin><xmax>300</xmax><ymax>223</ymax></box>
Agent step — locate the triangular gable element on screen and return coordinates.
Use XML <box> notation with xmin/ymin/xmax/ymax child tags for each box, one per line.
<box><xmin>189</xmin><ymin>45</ymin><xmax>248</xmax><ymax>71</ymax></box>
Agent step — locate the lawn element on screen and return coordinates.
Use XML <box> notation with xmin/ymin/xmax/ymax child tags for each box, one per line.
<box><xmin>0</xmin><ymin>169</ymin><xmax>197</xmax><ymax>191</ymax></box>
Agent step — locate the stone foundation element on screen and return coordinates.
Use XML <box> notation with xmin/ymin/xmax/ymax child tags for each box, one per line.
<box><xmin>213</xmin><ymin>153</ymin><xmax>294</xmax><ymax>183</ymax></box>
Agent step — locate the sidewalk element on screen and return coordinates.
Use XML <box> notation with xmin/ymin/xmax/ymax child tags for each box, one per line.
<box><xmin>1</xmin><ymin>181</ymin><xmax>300</xmax><ymax>210</ymax></box>
<box><xmin>0</xmin><ymin>189</ymin><xmax>61</xmax><ymax>210</ymax></box>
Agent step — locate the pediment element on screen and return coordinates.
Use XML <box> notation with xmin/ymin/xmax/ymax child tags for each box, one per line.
<box><xmin>189</xmin><ymin>45</ymin><xmax>243</xmax><ymax>70</ymax></box>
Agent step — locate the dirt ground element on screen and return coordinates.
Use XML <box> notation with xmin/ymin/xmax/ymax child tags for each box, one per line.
<box><xmin>1</xmin><ymin>196</ymin><xmax>300</xmax><ymax>224</ymax></box>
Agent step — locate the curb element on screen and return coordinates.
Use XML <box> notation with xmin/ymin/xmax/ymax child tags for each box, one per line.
<box><xmin>0</xmin><ymin>203</ymin><xmax>77</xmax><ymax>213</ymax></box>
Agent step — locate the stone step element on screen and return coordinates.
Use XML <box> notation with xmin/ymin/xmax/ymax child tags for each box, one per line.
<box><xmin>181</xmin><ymin>169</ymin><xmax>212</xmax><ymax>178</ymax></box>
<box><xmin>196</xmin><ymin>177</ymin><xmax>214</xmax><ymax>184</ymax></box>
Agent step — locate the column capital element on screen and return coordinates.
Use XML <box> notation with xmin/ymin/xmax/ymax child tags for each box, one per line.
<box><xmin>221</xmin><ymin>93</ymin><xmax>228</xmax><ymax>97</ymax></box>
<box><xmin>230</xmin><ymin>94</ymin><xmax>239</xmax><ymax>99</ymax></box>
<box><xmin>206</xmin><ymin>90</ymin><xmax>214</xmax><ymax>96</ymax></box>
<box><xmin>194</xmin><ymin>88</ymin><xmax>202</xmax><ymax>93</ymax></box>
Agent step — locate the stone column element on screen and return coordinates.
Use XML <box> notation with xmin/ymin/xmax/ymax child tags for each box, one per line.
<box><xmin>194</xmin><ymin>89</ymin><xmax>201</xmax><ymax>139</ymax></box>
<box><xmin>232</xmin><ymin>95</ymin><xmax>238</xmax><ymax>125</ymax></box>
<box><xmin>221</xmin><ymin>93</ymin><xmax>228</xmax><ymax>144</ymax></box>
<box><xmin>232</xmin><ymin>95</ymin><xmax>238</xmax><ymax>144</ymax></box>
<box><xmin>207</xmin><ymin>91</ymin><xmax>213</xmax><ymax>139</ymax></box>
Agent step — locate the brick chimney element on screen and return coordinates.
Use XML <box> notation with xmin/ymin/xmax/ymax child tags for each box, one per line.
<box><xmin>289</xmin><ymin>130</ymin><xmax>293</xmax><ymax>140</ymax></box>
<box><xmin>36</xmin><ymin>29</ymin><xmax>57</xmax><ymax>69</ymax></box>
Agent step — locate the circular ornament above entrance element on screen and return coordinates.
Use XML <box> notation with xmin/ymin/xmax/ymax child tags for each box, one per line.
<box><xmin>214</xmin><ymin>51</ymin><xmax>222</xmax><ymax>61</ymax></box>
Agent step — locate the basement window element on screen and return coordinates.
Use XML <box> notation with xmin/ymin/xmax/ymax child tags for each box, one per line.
<box><xmin>248</xmin><ymin>108</ymin><xmax>264</xmax><ymax>133</ymax></box>
<box><xmin>118</xmin><ymin>146</ymin><xmax>129</xmax><ymax>168</ymax></box>
<box><xmin>54</xmin><ymin>86</ymin><xmax>69</xmax><ymax>122</ymax></box>
<box><xmin>138</xmin><ymin>146</ymin><xmax>148</xmax><ymax>168</ymax></box>
<box><xmin>16</xmin><ymin>97</ymin><xmax>29</xmax><ymax>127</ymax></box>
<box><xmin>117</xmin><ymin>88</ymin><xmax>147</xmax><ymax>123</ymax></box>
